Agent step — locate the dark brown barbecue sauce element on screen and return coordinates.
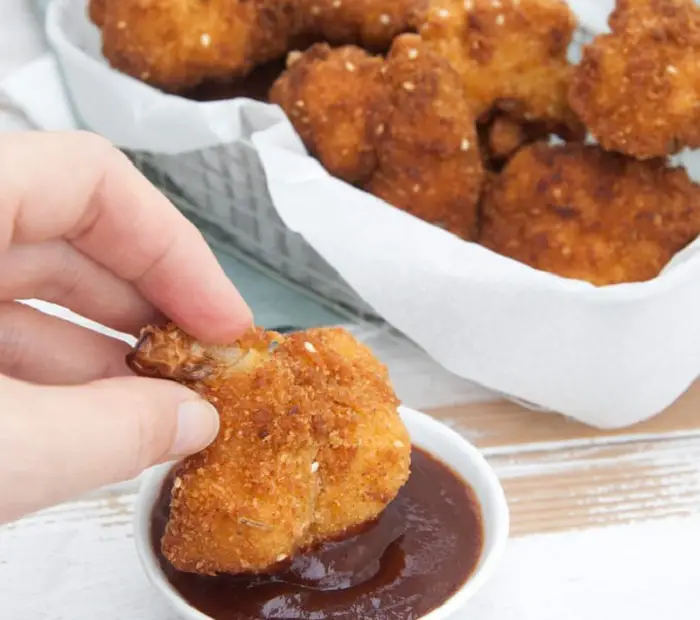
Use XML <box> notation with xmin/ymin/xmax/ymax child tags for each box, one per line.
<box><xmin>151</xmin><ymin>447</ymin><xmax>484</xmax><ymax>620</ymax></box>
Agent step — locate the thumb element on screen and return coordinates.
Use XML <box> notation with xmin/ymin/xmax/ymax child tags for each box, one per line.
<box><xmin>0</xmin><ymin>374</ymin><xmax>219</xmax><ymax>523</ymax></box>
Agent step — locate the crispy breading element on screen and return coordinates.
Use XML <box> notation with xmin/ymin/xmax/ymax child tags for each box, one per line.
<box><xmin>485</xmin><ymin>114</ymin><xmax>531</xmax><ymax>162</ymax></box>
<box><xmin>127</xmin><ymin>324</ymin><xmax>410</xmax><ymax>575</ymax></box>
<box><xmin>569</xmin><ymin>0</ymin><xmax>700</xmax><ymax>159</ymax></box>
<box><xmin>477</xmin><ymin>112</ymin><xmax>560</xmax><ymax>171</ymax></box>
<box><xmin>90</xmin><ymin>0</ymin><xmax>427</xmax><ymax>92</ymax></box>
<box><xmin>419</xmin><ymin>0</ymin><xmax>583</xmax><ymax>135</ymax></box>
<box><xmin>479</xmin><ymin>142</ymin><xmax>700</xmax><ymax>286</ymax></box>
<box><xmin>269</xmin><ymin>44</ymin><xmax>386</xmax><ymax>184</ymax></box>
<box><xmin>88</xmin><ymin>0</ymin><xmax>106</xmax><ymax>27</ymax></box>
<box><xmin>93</xmin><ymin>0</ymin><xmax>266</xmax><ymax>91</ymax></box>
<box><xmin>271</xmin><ymin>34</ymin><xmax>484</xmax><ymax>239</ymax></box>
<box><xmin>298</xmin><ymin>0</ymin><xmax>429</xmax><ymax>50</ymax></box>
<box><xmin>365</xmin><ymin>34</ymin><xmax>484</xmax><ymax>238</ymax></box>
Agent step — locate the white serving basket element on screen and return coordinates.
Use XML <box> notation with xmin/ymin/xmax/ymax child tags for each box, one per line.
<box><xmin>42</xmin><ymin>0</ymin><xmax>700</xmax><ymax>429</ymax></box>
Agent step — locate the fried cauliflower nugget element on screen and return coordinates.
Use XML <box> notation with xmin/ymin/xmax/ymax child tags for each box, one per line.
<box><xmin>485</xmin><ymin>115</ymin><xmax>531</xmax><ymax>162</ymax></box>
<box><xmin>420</xmin><ymin>0</ymin><xmax>583</xmax><ymax>135</ymax></box>
<box><xmin>269</xmin><ymin>44</ymin><xmax>386</xmax><ymax>184</ymax></box>
<box><xmin>271</xmin><ymin>34</ymin><xmax>484</xmax><ymax>238</ymax></box>
<box><xmin>477</xmin><ymin>112</ymin><xmax>576</xmax><ymax>170</ymax></box>
<box><xmin>480</xmin><ymin>143</ymin><xmax>700</xmax><ymax>286</ymax></box>
<box><xmin>569</xmin><ymin>0</ymin><xmax>700</xmax><ymax>159</ymax></box>
<box><xmin>298</xmin><ymin>0</ymin><xmax>429</xmax><ymax>50</ymax></box>
<box><xmin>90</xmin><ymin>0</ymin><xmax>427</xmax><ymax>92</ymax></box>
<box><xmin>127</xmin><ymin>324</ymin><xmax>410</xmax><ymax>575</ymax></box>
<box><xmin>94</xmin><ymin>0</ymin><xmax>273</xmax><ymax>91</ymax></box>
<box><xmin>365</xmin><ymin>34</ymin><xmax>484</xmax><ymax>238</ymax></box>
<box><xmin>88</xmin><ymin>0</ymin><xmax>106</xmax><ymax>27</ymax></box>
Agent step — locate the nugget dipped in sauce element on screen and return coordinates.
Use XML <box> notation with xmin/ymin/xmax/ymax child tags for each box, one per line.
<box><xmin>479</xmin><ymin>142</ymin><xmax>700</xmax><ymax>286</ymax></box>
<box><xmin>127</xmin><ymin>325</ymin><xmax>410</xmax><ymax>575</ymax></box>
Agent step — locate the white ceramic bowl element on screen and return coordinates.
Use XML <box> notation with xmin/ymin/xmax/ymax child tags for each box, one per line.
<box><xmin>134</xmin><ymin>406</ymin><xmax>510</xmax><ymax>619</ymax></box>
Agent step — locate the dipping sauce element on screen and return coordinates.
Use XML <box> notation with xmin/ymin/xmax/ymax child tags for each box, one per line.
<box><xmin>151</xmin><ymin>447</ymin><xmax>484</xmax><ymax>620</ymax></box>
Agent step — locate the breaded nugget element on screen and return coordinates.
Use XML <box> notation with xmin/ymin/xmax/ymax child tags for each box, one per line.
<box><xmin>269</xmin><ymin>44</ymin><xmax>386</xmax><ymax>184</ymax></box>
<box><xmin>94</xmin><ymin>0</ymin><xmax>270</xmax><ymax>91</ymax></box>
<box><xmin>298</xmin><ymin>0</ymin><xmax>429</xmax><ymax>50</ymax></box>
<box><xmin>271</xmin><ymin>34</ymin><xmax>484</xmax><ymax>238</ymax></box>
<box><xmin>485</xmin><ymin>114</ymin><xmax>531</xmax><ymax>162</ymax></box>
<box><xmin>480</xmin><ymin>143</ymin><xmax>700</xmax><ymax>285</ymax></box>
<box><xmin>569</xmin><ymin>0</ymin><xmax>700</xmax><ymax>159</ymax></box>
<box><xmin>127</xmin><ymin>324</ymin><xmax>410</xmax><ymax>575</ymax></box>
<box><xmin>477</xmin><ymin>110</ymin><xmax>586</xmax><ymax>172</ymax></box>
<box><xmin>420</xmin><ymin>0</ymin><xmax>583</xmax><ymax>135</ymax></box>
<box><xmin>90</xmin><ymin>0</ymin><xmax>427</xmax><ymax>91</ymax></box>
<box><xmin>366</xmin><ymin>34</ymin><xmax>484</xmax><ymax>238</ymax></box>
<box><xmin>88</xmin><ymin>0</ymin><xmax>106</xmax><ymax>27</ymax></box>
<box><xmin>478</xmin><ymin>112</ymin><xmax>551</xmax><ymax>170</ymax></box>
<box><xmin>608</xmin><ymin>0</ymin><xmax>700</xmax><ymax>38</ymax></box>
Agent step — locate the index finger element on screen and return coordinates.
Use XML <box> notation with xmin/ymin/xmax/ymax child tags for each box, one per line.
<box><xmin>0</xmin><ymin>131</ymin><xmax>252</xmax><ymax>342</ymax></box>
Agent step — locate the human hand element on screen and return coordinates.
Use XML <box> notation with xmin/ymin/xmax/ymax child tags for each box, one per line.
<box><xmin>0</xmin><ymin>131</ymin><xmax>253</xmax><ymax>523</ymax></box>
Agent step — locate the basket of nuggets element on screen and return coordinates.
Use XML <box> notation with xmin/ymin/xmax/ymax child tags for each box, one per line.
<box><xmin>45</xmin><ymin>0</ymin><xmax>700</xmax><ymax>428</ymax></box>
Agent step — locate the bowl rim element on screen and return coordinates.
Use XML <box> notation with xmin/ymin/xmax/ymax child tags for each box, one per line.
<box><xmin>133</xmin><ymin>405</ymin><xmax>510</xmax><ymax>620</ymax></box>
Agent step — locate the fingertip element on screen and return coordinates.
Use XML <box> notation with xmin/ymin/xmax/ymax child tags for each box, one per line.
<box><xmin>171</xmin><ymin>399</ymin><xmax>220</xmax><ymax>457</ymax></box>
<box><xmin>174</xmin><ymin>299</ymin><xmax>255</xmax><ymax>344</ymax></box>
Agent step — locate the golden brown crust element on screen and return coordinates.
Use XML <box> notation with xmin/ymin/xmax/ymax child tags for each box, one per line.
<box><xmin>269</xmin><ymin>44</ymin><xmax>386</xmax><ymax>185</ymax></box>
<box><xmin>95</xmin><ymin>0</ymin><xmax>267</xmax><ymax>91</ymax></box>
<box><xmin>569</xmin><ymin>0</ymin><xmax>700</xmax><ymax>159</ymax></box>
<box><xmin>366</xmin><ymin>34</ymin><xmax>484</xmax><ymax>239</ymax></box>
<box><xmin>298</xmin><ymin>0</ymin><xmax>430</xmax><ymax>50</ymax></box>
<box><xmin>486</xmin><ymin>115</ymin><xmax>530</xmax><ymax>162</ymax></box>
<box><xmin>88</xmin><ymin>0</ymin><xmax>106</xmax><ymax>27</ymax></box>
<box><xmin>476</xmin><ymin>111</ymin><xmax>582</xmax><ymax>171</ymax></box>
<box><xmin>479</xmin><ymin>142</ymin><xmax>700</xmax><ymax>286</ymax></box>
<box><xmin>128</xmin><ymin>324</ymin><xmax>410</xmax><ymax>575</ymax></box>
<box><xmin>90</xmin><ymin>0</ymin><xmax>428</xmax><ymax>91</ymax></box>
<box><xmin>420</xmin><ymin>0</ymin><xmax>583</xmax><ymax>135</ymax></box>
<box><xmin>271</xmin><ymin>34</ymin><xmax>484</xmax><ymax>239</ymax></box>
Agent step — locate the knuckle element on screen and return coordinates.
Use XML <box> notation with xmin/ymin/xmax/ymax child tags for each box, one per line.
<box><xmin>0</xmin><ymin>305</ymin><xmax>28</xmax><ymax>374</ymax></box>
<box><xmin>44</xmin><ymin>244</ymin><xmax>84</xmax><ymax>306</ymax></box>
<box><xmin>126</xmin><ymin>390</ymin><xmax>174</xmax><ymax>478</ymax></box>
<box><xmin>73</xmin><ymin>130</ymin><xmax>114</xmax><ymax>154</ymax></box>
<box><xmin>72</xmin><ymin>131</ymin><xmax>129</xmax><ymax>178</ymax></box>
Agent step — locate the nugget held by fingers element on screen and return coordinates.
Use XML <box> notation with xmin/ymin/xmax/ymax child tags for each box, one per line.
<box><xmin>127</xmin><ymin>324</ymin><xmax>410</xmax><ymax>575</ymax></box>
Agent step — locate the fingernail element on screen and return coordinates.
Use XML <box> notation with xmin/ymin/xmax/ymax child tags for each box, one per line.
<box><xmin>172</xmin><ymin>400</ymin><xmax>220</xmax><ymax>456</ymax></box>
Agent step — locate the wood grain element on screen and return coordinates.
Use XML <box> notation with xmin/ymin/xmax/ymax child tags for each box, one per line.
<box><xmin>424</xmin><ymin>378</ymin><xmax>700</xmax><ymax>535</ymax></box>
<box><xmin>426</xmin><ymin>378</ymin><xmax>700</xmax><ymax>449</ymax></box>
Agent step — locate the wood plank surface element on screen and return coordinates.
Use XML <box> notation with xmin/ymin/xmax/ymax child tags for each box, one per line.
<box><xmin>424</xmin><ymin>378</ymin><xmax>700</xmax><ymax>535</ymax></box>
<box><xmin>426</xmin><ymin>378</ymin><xmax>700</xmax><ymax>449</ymax></box>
